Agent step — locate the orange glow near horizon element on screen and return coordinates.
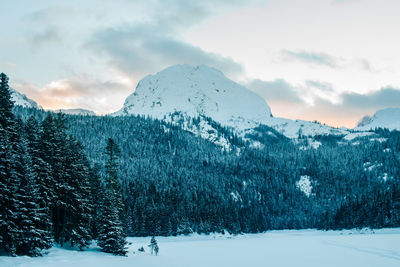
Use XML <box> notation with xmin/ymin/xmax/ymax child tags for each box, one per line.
<box><xmin>267</xmin><ymin>101</ymin><xmax>370</xmax><ymax>129</ymax></box>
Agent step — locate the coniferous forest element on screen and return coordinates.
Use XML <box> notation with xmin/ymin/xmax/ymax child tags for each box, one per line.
<box><xmin>1</xmin><ymin>73</ymin><xmax>400</xmax><ymax>256</ymax></box>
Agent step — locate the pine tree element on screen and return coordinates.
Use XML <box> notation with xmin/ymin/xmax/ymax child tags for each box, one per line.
<box><xmin>97</xmin><ymin>138</ymin><xmax>127</xmax><ymax>255</ymax></box>
<box><xmin>23</xmin><ymin>116</ymin><xmax>53</xmax><ymax>249</ymax></box>
<box><xmin>0</xmin><ymin>75</ymin><xmax>50</xmax><ymax>255</ymax></box>
<box><xmin>39</xmin><ymin>113</ymin><xmax>68</xmax><ymax>245</ymax></box>
<box><xmin>0</xmin><ymin>73</ymin><xmax>14</xmax><ymax>130</ymax></box>
<box><xmin>13</xmin><ymin>126</ymin><xmax>51</xmax><ymax>256</ymax></box>
<box><xmin>88</xmin><ymin>164</ymin><xmax>102</xmax><ymax>239</ymax></box>
<box><xmin>38</xmin><ymin>113</ymin><xmax>93</xmax><ymax>249</ymax></box>
<box><xmin>0</xmin><ymin>73</ymin><xmax>11</xmax><ymax>252</ymax></box>
<box><xmin>104</xmin><ymin>138</ymin><xmax>124</xmax><ymax>220</ymax></box>
<box><xmin>64</xmin><ymin>137</ymin><xmax>92</xmax><ymax>250</ymax></box>
<box><xmin>0</xmin><ymin>72</ymin><xmax>20</xmax><ymax>255</ymax></box>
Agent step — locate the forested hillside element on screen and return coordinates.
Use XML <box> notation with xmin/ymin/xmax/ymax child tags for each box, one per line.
<box><xmin>14</xmin><ymin>105</ymin><xmax>400</xmax><ymax>236</ymax></box>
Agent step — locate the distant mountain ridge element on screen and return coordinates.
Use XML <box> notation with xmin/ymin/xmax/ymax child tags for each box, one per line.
<box><xmin>54</xmin><ymin>108</ymin><xmax>96</xmax><ymax>116</ymax></box>
<box><xmin>9</xmin><ymin>65</ymin><xmax>400</xmax><ymax>138</ymax></box>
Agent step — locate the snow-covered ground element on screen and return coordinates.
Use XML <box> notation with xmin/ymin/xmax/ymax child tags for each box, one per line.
<box><xmin>2</xmin><ymin>229</ymin><xmax>400</xmax><ymax>267</ymax></box>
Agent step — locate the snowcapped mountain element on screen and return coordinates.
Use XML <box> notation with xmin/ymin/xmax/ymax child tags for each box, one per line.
<box><xmin>113</xmin><ymin>64</ymin><xmax>348</xmax><ymax>138</ymax></box>
<box><xmin>355</xmin><ymin>108</ymin><xmax>400</xmax><ymax>131</ymax></box>
<box><xmin>10</xmin><ymin>87</ymin><xmax>41</xmax><ymax>109</ymax></box>
<box><xmin>54</xmin><ymin>108</ymin><xmax>96</xmax><ymax>116</ymax></box>
<box><xmin>113</xmin><ymin>64</ymin><xmax>272</xmax><ymax>129</ymax></box>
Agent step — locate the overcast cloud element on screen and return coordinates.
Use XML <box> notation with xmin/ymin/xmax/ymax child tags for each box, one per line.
<box><xmin>247</xmin><ymin>78</ymin><xmax>400</xmax><ymax>127</ymax></box>
<box><xmin>280</xmin><ymin>50</ymin><xmax>339</xmax><ymax>68</ymax></box>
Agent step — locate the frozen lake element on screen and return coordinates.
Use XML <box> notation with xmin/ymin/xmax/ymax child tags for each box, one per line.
<box><xmin>1</xmin><ymin>228</ymin><xmax>400</xmax><ymax>267</ymax></box>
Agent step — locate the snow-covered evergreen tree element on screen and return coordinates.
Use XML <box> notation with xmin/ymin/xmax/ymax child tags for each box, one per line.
<box><xmin>88</xmin><ymin>164</ymin><xmax>102</xmax><ymax>239</ymax></box>
<box><xmin>0</xmin><ymin>74</ymin><xmax>51</xmax><ymax>256</ymax></box>
<box><xmin>0</xmin><ymin>72</ymin><xmax>21</xmax><ymax>255</ymax></box>
<box><xmin>97</xmin><ymin>138</ymin><xmax>127</xmax><ymax>256</ymax></box>
<box><xmin>12</xmin><ymin>125</ymin><xmax>51</xmax><ymax>256</ymax></box>
<box><xmin>37</xmin><ymin>113</ymin><xmax>93</xmax><ymax>249</ymax></box>
<box><xmin>23</xmin><ymin>116</ymin><xmax>53</xmax><ymax>249</ymax></box>
<box><xmin>64</xmin><ymin>137</ymin><xmax>92</xmax><ymax>250</ymax></box>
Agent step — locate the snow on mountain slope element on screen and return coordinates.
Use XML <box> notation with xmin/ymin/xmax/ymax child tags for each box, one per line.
<box><xmin>55</xmin><ymin>108</ymin><xmax>96</xmax><ymax>116</ymax></box>
<box><xmin>113</xmin><ymin>64</ymin><xmax>349</xmax><ymax>139</ymax></box>
<box><xmin>264</xmin><ymin>117</ymin><xmax>348</xmax><ymax>139</ymax></box>
<box><xmin>355</xmin><ymin>108</ymin><xmax>400</xmax><ymax>131</ymax></box>
<box><xmin>10</xmin><ymin>87</ymin><xmax>41</xmax><ymax>109</ymax></box>
<box><xmin>113</xmin><ymin>64</ymin><xmax>271</xmax><ymax>130</ymax></box>
<box><xmin>164</xmin><ymin>112</ymin><xmax>233</xmax><ymax>151</ymax></box>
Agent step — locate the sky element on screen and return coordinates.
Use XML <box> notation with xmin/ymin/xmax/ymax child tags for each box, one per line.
<box><xmin>1</xmin><ymin>0</ymin><xmax>400</xmax><ymax>127</ymax></box>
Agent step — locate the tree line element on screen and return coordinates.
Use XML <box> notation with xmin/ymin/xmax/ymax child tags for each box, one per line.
<box><xmin>0</xmin><ymin>73</ymin><xmax>126</xmax><ymax>256</ymax></box>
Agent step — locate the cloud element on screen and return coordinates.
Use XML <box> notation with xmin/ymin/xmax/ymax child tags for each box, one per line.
<box><xmin>281</xmin><ymin>50</ymin><xmax>339</xmax><ymax>68</ymax></box>
<box><xmin>12</xmin><ymin>0</ymin><xmax>256</xmax><ymax>114</ymax></box>
<box><xmin>24</xmin><ymin>5</ymin><xmax>76</xmax><ymax>23</ymax></box>
<box><xmin>12</xmin><ymin>76</ymin><xmax>131</xmax><ymax>114</ymax></box>
<box><xmin>245</xmin><ymin>78</ymin><xmax>338</xmax><ymax>107</ymax></box>
<box><xmin>356</xmin><ymin>58</ymin><xmax>380</xmax><ymax>73</ymax></box>
<box><xmin>341</xmin><ymin>87</ymin><xmax>400</xmax><ymax>109</ymax></box>
<box><xmin>25</xmin><ymin>5</ymin><xmax>76</xmax><ymax>50</ymax></box>
<box><xmin>245</xmin><ymin>77</ymin><xmax>400</xmax><ymax>127</ymax></box>
<box><xmin>331</xmin><ymin>0</ymin><xmax>356</xmax><ymax>4</ymax></box>
<box><xmin>87</xmin><ymin>25</ymin><xmax>244</xmax><ymax>79</ymax></box>
<box><xmin>246</xmin><ymin>79</ymin><xmax>303</xmax><ymax>104</ymax></box>
<box><xmin>85</xmin><ymin>0</ymin><xmax>256</xmax><ymax>80</ymax></box>
<box><xmin>30</xmin><ymin>27</ymin><xmax>61</xmax><ymax>49</ymax></box>
<box><xmin>305</xmin><ymin>80</ymin><xmax>334</xmax><ymax>93</ymax></box>
<box><xmin>306</xmin><ymin>87</ymin><xmax>400</xmax><ymax>127</ymax></box>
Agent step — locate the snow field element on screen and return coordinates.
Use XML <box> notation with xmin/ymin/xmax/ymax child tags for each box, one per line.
<box><xmin>1</xmin><ymin>229</ymin><xmax>400</xmax><ymax>267</ymax></box>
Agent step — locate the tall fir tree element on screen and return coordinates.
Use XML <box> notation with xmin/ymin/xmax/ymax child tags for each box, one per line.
<box><xmin>0</xmin><ymin>73</ymin><xmax>10</xmax><ymax>253</ymax></box>
<box><xmin>63</xmin><ymin>137</ymin><xmax>92</xmax><ymax>250</ymax></box>
<box><xmin>0</xmin><ymin>74</ymin><xmax>49</xmax><ymax>255</ymax></box>
<box><xmin>88</xmin><ymin>164</ymin><xmax>102</xmax><ymax>239</ymax></box>
<box><xmin>97</xmin><ymin>138</ymin><xmax>127</xmax><ymax>255</ymax></box>
<box><xmin>23</xmin><ymin>116</ymin><xmax>53</xmax><ymax>249</ymax></box>
<box><xmin>0</xmin><ymin>73</ymin><xmax>14</xmax><ymax>130</ymax></box>
<box><xmin>39</xmin><ymin>113</ymin><xmax>68</xmax><ymax>245</ymax></box>
<box><xmin>39</xmin><ymin>113</ymin><xmax>93</xmax><ymax>249</ymax></box>
<box><xmin>13</xmin><ymin>120</ymin><xmax>51</xmax><ymax>255</ymax></box>
<box><xmin>0</xmin><ymin>72</ymin><xmax>19</xmax><ymax>255</ymax></box>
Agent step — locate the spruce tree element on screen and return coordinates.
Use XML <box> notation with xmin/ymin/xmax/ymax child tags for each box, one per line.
<box><xmin>64</xmin><ymin>137</ymin><xmax>92</xmax><ymax>250</ymax></box>
<box><xmin>88</xmin><ymin>164</ymin><xmax>102</xmax><ymax>239</ymax></box>
<box><xmin>13</xmin><ymin>125</ymin><xmax>51</xmax><ymax>256</ymax></box>
<box><xmin>39</xmin><ymin>113</ymin><xmax>68</xmax><ymax>245</ymax></box>
<box><xmin>38</xmin><ymin>113</ymin><xmax>93</xmax><ymax>249</ymax></box>
<box><xmin>0</xmin><ymin>73</ymin><xmax>14</xmax><ymax>130</ymax></box>
<box><xmin>0</xmin><ymin>75</ymin><xmax>49</xmax><ymax>256</ymax></box>
<box><xmin>23</xmin><ymin>116</ymin><xmax>53</xmax><ymax>249</ymax></box>
<box><xmin>97</xmin><ymin>138</ymin><xmax>127</xmax><ymax>255</ymax></box>
<box><xmin>0</xmin><ymin>72</ymin><xmax>19</xmax><ymax>255</ymax></box>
